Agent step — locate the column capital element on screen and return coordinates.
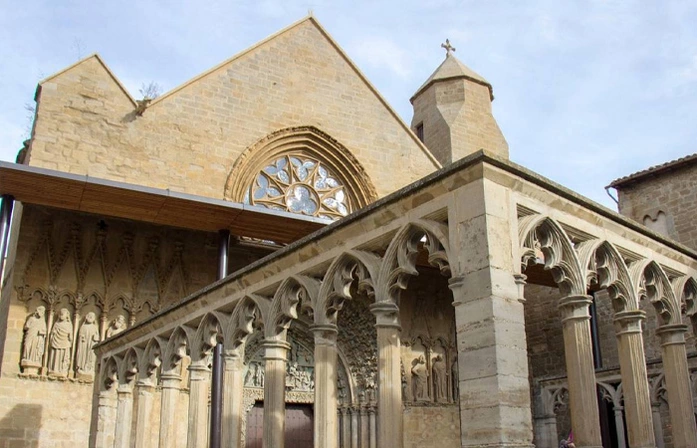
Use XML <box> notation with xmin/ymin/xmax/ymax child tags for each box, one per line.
<box><xmin>558</xmin><ymin>294</ymin><xmax>593</xmax><ymax>322</ymax></box>
<box><xmin>369</xmin><ymin>301</ymin><xmax>401</xmax><ymax>329</ymax></box>
<box><xmin>614</xmin><ymin>309</ymin><xmax>646</xmax><ymax>335</ymax></box>
<box><xmin>188</xmin><ymin>363</ymin><xmax>210</xmax><ymax>381</ymax></box>
<box><xmin>135</xmin><ymin>379</ymin><xmax>155</xmax><ymax>391</ymax></box>
<box><xmin>160</xmin><ymin>373</ymin><xmax>182</xmax><ymax>389</ymax></box>
<box><xmin>98</xmin><ymin>389</ymin><xmax>117</xmax><ymax>405</ymax></box>
<box><xmin>262</xmin><ymin>339</ymin><xmax>291</xmax><ymax>361</ymax></box>
<box><xmin>309</xmin><ymin>323</ymin><xmax>338</xmax><ymax>345</ymax></box>
<box><xmin>514</xmin><ymin>273</ymin><xmax>527</xmax><ymax>303</ymax></box>
<box><xmin>656</xmin><ymin>323</ymin><xmax>688</xmax><ymax>346</ymax></box>
<box><xmin>116</xmin><ymin>384</ymin><xmax>133</xmax><ymax>396</ymax></box>
<box><xmin>447</xmin><ymin>275</ymin><xmax>467</xmax><ymax>291</ymax></box>
<box><xmin>223</xmin><ymin>351</ymin><xmax>245</xmax><ymax>370</ymax></box>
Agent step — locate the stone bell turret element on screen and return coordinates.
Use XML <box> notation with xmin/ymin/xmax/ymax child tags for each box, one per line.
<box><xmin>410</xmin><ymin>40</ymin><xmax>508</xmax><ymax>165</ymax></box>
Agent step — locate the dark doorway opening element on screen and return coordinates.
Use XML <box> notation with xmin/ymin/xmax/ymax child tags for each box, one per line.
<box><xmin>245</xmin><ymin>402</ymin><xmax>314</xmax><ymax>448</ymax></box>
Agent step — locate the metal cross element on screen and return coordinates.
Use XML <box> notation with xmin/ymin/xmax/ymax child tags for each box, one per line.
<box><xmin>441</xmin><ymin>39</ymin><xmax>456</xmax><ymax>56</ymax></box>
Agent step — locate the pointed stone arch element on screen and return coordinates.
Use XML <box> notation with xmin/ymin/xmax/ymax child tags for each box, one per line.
<box><xmin>224</xmin><ymin>126</ymin><xmax>378</xmax><ymax>219</ymax></box>
<box><xmin>518</xmin><ymin>214</ymin><xmax>585</xmax><ymax>295</ymax></box>
<box><xmin>162</xmin><ymin>326</ymin><xmax>192</xmax><ymax>376</ymax></box>
<box><xmin>632</xmin><ymin>260</ymin><xmax>682</xmax><ymax>327</ymax></box>
<box><xmin>377</xmin><ymin>219</ymin><xmax>450</xmax><ymax>305</ymax></box>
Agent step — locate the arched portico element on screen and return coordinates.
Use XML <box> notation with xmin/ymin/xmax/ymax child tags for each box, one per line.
<box><xmin>92</xmin><ymin>155</ymin><xmax>697</xmax><ymax>448</ymax></box>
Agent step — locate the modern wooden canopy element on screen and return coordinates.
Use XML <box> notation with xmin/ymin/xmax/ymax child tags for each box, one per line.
<box><xmin>0</xmin><ymin>162</ymin><xmax>327</xmax><ymax>244</ymax></box>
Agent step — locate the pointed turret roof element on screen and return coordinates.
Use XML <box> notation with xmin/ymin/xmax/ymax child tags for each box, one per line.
<box><xmin>410</xmin><ymin>53</ymin><xmax>493</xmax><ymax>102</ymax></box>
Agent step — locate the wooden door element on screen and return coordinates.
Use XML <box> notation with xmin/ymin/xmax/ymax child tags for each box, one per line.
<box><xmin>245</xmin><ymin>403</ymin><xmax>314</xmax><ymax>448</ymax></box>
<box><xmin>284</xmin><ymin>404</ymin><xmax>313</xmax><ymax>447</ymax></box>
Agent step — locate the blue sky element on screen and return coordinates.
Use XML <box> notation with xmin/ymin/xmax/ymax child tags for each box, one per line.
<box><xmin>1</xmin><ymin>0</ymin><xmax>696</xmax><ymax>208</ymax></box>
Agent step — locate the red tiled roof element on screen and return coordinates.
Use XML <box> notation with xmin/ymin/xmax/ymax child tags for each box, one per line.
<box><xmin>608</xmin><ymin>153</ymin><xmax>697</xmax><ymax>188</ymax></box>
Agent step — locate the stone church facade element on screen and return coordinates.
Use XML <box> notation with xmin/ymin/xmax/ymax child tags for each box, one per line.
<box><xmin>0</xmin><ymin>16</ymin><xmax>696</xmax><ymax>448</ymax></box>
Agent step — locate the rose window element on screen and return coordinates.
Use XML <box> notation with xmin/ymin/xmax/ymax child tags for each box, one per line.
<box><xmin>243</xmin><ymin>155</ymin><xmax>351</xmax><ymax>220</ymax></box>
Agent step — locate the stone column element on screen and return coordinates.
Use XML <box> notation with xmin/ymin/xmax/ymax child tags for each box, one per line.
<box><xmin>612</xmin><ymin>406</ymin><xmax>627</xmax><ymax>448</ymax></box>
<box><xmin>350</xmin><ymin>406</ymin><xmax>359</xmax><ymax>448</ymax></box>
<box><xmin>134</xmin><ymin>380</ymin><xmax>156</xmax><ymax>448</ymax></box>
<box><xmin>368</xmin><ymin>406</ymin><xmax>377</xmax><ymax>448</ymax></box>
<box><xmin>342</xmin><ymin>406</ymin><xmax>351</xmax><ymax>448</ymax></box>
<box><xmin>558</xmin><ymin>295</ymin><xmax>603</xmax><ymax>448</ymax></box>
<box><xmin>650</xmin><ymin>403</ymin><xmax>665</xmax><ymax>448</ymax></box>
<box><xmin>614</xmin><ymin>310</ymin><xmax>655</xmax><ymax>448</ymax></box>
<box><xmin>187</xmin><ymin>364</ymin><xmax>210</xmax><ymax>448</ymax></box>
<box><xmin>447</xmin><ymin>178</ymin><xmax>534</xmax><ymax>448</ymax></box>
<box><xmin>94</xmin><ymin>390</ymin><xmax>117</xmax><ymax>448</ymax></box>
<box><xmin>534</xmin><ymin>414</ymin><xmax>559</xmax><ymax>448</ymax></box>
<box><xmin>262</xmin><ymin>339</ymin><xmax>291</xmax><ymax>448</ymax></box>
<box><xmin>360</xmin><ymin>405</ymin><xmax>369</xmax><ymax>448</ymax></box>
<box><xmin>113</xmin><ymin>385</ymin><xmax>134</xmax><ymax>448</ymax></box>
<box><xmin>222</xmin><ymin>351</ymin><xmax>245</xmax><ymax>448</ymax></box>
<box><xmin>311</xmin><ymin>324</ymin><xmax>339</xmax><ymax>448</ymax></box>
<box><xmin>369</xmin><ymin>302</ymin><xmax>403</xmax><ymax>448</ymax></box>
<box><xmin>158</xmin><ymin>373</ymin><xmax>181</xmax><ymax>448</ymax></box>
<box><xmin>656</xmin><ymin>324</ymin><xmax>697</xmax><ymax>448</ymax></box>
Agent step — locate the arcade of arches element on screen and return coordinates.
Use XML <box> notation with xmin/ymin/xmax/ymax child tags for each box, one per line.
<box><xmin>90</xmin><ymin>154</ymin><xmax>697</xmax><ymax>448</ymax></box>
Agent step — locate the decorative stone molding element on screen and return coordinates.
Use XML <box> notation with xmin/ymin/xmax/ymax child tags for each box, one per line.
<box><xmin>225</xmin><ymin>126</ymin><xmax>379</xmax><ymax>218</ymax></box>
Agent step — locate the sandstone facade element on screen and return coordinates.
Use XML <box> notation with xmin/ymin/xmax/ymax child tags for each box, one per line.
<box><xmin>1</xmin><ymin>14</ymin><xmax>696</xmax><ymax>448</ymax></box>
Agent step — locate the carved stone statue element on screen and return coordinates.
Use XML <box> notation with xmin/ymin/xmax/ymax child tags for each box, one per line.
<box><xmin>21</xmin><ymin>306</ymin><xmax>47</xmax><ymax>374</ymax></box>
<box><xmin>432</xmin><ymin>355</ymin><xmax>447</xmax><ymax>402</ymax></box>
<box><xmin>75</xmin><ymin>312</ymin><xmax>100</xmax><ymax>377</ymax></box>
<box><xmin>48</xmin><ymin>308</ymin><xmax>73</xmax><ymax>377</ymax></box>
<box><xmin>106</xmin><ymin>315</ymin><xmax>127</xmax><ymax>338</ymax></box>
<box><xmin>411</xmin><ymin>355</ymin><xmax>429</xmax><ymax>401</ymax></box>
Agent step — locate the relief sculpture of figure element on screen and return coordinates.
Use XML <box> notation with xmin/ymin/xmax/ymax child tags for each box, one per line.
<box><xmin>48</xmin><ymin>308</ymin><xmax>73</xmax><ymax>377</ymax></box>
<box><xmin>411</xmin><ymin>355</ymin><xmax>429</xmax><ymax>401</ymax></box>
<box><xmin>75</xmin><ymin>312</ymin><xmax>100</xmax><ymax>377</ymax></box>
<box><xmin>106</xmin><ymin>315</ymin><xmax>127</xmax><ymax>338</ymax></box>
<box><xmin>21</xmin><ymin>306</ymin><xmax>47</xmax><ymax>374</ymax></box>
<box><xmin>432</xmin><ymin>355</ymin><xmax>447</xmax><ymax>402</ymax></box>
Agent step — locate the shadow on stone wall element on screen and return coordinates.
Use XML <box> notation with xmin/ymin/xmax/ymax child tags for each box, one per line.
<box><xmin>0</xmin><ymin>404</ymin><xmax>42</xmax><ymax>446</ymax></box>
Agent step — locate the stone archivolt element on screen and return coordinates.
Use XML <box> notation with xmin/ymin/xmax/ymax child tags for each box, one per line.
<box><xmin>94</xmin><ymin>198</ymin><xmax>697</xmax><ymax>448</ymax></box>
<box><xmin>225</xmin><ymin>126</ymin><xmax>379</xmax><ymax>217</ymax></box>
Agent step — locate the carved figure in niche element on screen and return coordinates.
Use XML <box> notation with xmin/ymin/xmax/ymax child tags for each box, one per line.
<box><xmin>338</xmin><ymin>374</ymin><xmax>347</xmax><ymax>400</ymax></box>
<box><xmin>244</xmin><ymin>364</ymin><xmax>255</xmax><ymax>386</ymax></box>
<box><xmin>400</xmin><ymin>361</ymin><xmax>408</xmax><ymax>400</ymax></box>
<box><xmin>75</xmin><ymin>312</ymin><xmax>100</xmax><ymax>377</ymax></box>
<box><xmin>106</xmin><ymin>315</ymin><xmax>127</xmax><ymax>338</ymax></box>
<box><xmin>21</xmin><ymin>306</ymin><xmax>47</xmax><ymax>373</ymax></box>
<box><xmin>245</xmin><ymin>362</ymin><xmax>265</xmax><ymax>388</ymax></box>
<box><xmin>48</xmin><ymin>308</ymin><xmax>73</xmax><ymax>377</ymax></box>
<box><xmin>411</xmin><ymin>355</ymin><xmax>429</xmax><ymax>401</ymax></box>
<box><xmin>432</xmin><ymin>355</ymin><xmax>447</xmax><ymax>402</ymax></box>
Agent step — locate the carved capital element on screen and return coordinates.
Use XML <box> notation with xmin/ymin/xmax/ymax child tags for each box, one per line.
<box><xmin>262</xmin><ymin>339</ymin><xmax>291</xmax><ymax>361</ymax></box>
<box><xmin>135</xmin><ymin>380</ymin><xmax>155</xmax><ymax>393</ymax></box>
<box><xmin>513</xmin><ymin>273</ymin><xmax>527</xmax><ymax>303</ymax></box>
<box><xmin>557</xmin><ymin>294</ymin><xmax>593</xmax><ymax>323</ymax></box>
<box><xmin>160</xmin><ymin>373</ymin><xmax>181</xmax><ymax>390</ymax></box>
<box><xmin>309</xmin><ymin>323</ymin><xmax>338</xmax><ymax>346</ymax></box>
<box><xmin>98</xmin><ymin>390</ymin><xmax>117</xmax><ymax>407</ymax></box>
<box><xmin>116</xmin><ymin>385</ymin><xmax>133</xmax><ymax>396</ymax></box>
<box><xmin>613</xmin><ymin>309</ymin><xmax>646</xmax><ymax>336</ymax></box>
<box><xmin>223</xmin><ymin>351</ymin><xmax>245</xmax><ymax>371</ymax></box>
<box><xmin>447</xmin><ymin>276</ymin><xmax>466</xmax><ymax>292</ymax></box>
<box><xmin>656</xmin><ymin>323</ymin><xmax>688</xmax><ymax>346</ymax></box>
<box><xmin>188</xmin><ymin>363</ymin><xmax>210</xmax><ymax>381</ymax></box>
<box><xmin>369</xmin><ymin>302</ymin><xmax>400</xmax><ymax>329</ymax></box>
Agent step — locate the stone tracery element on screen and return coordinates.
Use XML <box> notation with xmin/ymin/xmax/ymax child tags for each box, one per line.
<box><xmin>90</xmin><ymin>197</ymin><xmax>697</xmax><ymax>448</ymax></box>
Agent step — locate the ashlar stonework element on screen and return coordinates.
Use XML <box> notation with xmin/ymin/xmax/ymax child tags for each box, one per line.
<box><xmin>1</xmin><ymin>14</ymin><xmax>697</xmax><ymax>448</ymax></box>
